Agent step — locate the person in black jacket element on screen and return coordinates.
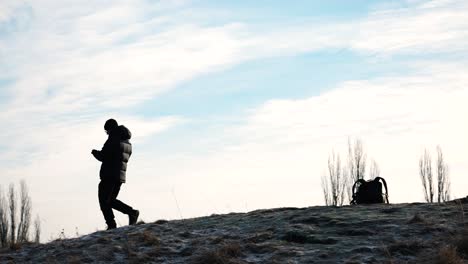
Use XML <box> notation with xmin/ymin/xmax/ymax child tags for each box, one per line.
<box><xmin>92</xmin><ymin>119</ymin><xmax>139</xmax><ymax>230</ymax></box>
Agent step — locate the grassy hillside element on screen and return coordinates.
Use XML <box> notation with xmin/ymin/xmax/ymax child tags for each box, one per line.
<box><xmin>1</xmin><ymin>198</ymin><xmax>468</xmax><ymax>263</ymax></box>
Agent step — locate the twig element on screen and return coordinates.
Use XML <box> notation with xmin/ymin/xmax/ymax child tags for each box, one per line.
<box><xmin>172</xmin><ymin>188</ymin><xmax>187</xmax><ymax>229</ymax></box>
<box><xmin>456</xmin><ymin>200</ymin><xmax>465</xmax><ymax>228</ymax></box>
<box><xmin>380</xmin><ymin>241</ymin><xmax>395</xmax><ymax>264</ymax></box>
<box><xmin>172</xmin><ymin>188</ymin><xmax>184</xmax><ymax>220</ymax></box>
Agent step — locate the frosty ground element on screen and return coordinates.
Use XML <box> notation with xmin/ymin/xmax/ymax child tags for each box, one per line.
<box><xmin>1</xmin><ymin>198</ymin><xmax>467</xmax><ymax>263</ymax></box>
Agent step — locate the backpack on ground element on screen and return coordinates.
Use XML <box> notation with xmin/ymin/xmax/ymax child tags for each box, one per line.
<box><xmin>350</xmin><ymin>177</ymin><xmax>389</xmax><ymax>205</ymax></box>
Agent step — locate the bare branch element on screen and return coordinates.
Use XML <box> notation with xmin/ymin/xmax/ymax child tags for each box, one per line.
<box><xmin>0</xmin><ymin>186</ymin><xmax>9</xmax><ymax>248</ymax></box>
<box><xmin>17</xmin><ymin>180</ymin><xmax>31</xmax><ymax>243</ymax></box>
<box><xmin>347</xmin><ymin>138</ymin><xmax>367</xmax><ymax>182</ymax></box>
<box><xmin>322</xmin><ymin>151</ymin><xmax>346</xmax><ymax>206</ymax></box>
<box><xmin>369</xmin><ymin>159</ymin><xmax>380</xmax><ymax>179</ymax></box>
<box><xmin>419</xmin><ymin>149</ymin><xmax>434</xmax><ymax>203</ymax></box>
<box><xmin>436</xmin><ymin>146</ymin><xmax>451</xmax><ymax>202</ymax></box>
<box><xmin>321</xmin><ymin>174</ymin><xmax>331</xmax><ymax>206</ymax></box>
<box><xmin>345</xmin><ymin>138</ymin><xmax>368</xmax><ymax>203</ymax></box>
<box><xmin>33</xmin><ymin>215</ymin><xmax>41</xmax><ymax>244</ymax></box>
<box><xmin>8</xmin><ymin>184</ymin><xmax>16</xmax><ymax>245</ymax></box>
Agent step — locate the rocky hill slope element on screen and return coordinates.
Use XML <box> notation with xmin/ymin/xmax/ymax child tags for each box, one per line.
<box><xmin>1</xmin><ymin>199</ymin><xmax>468</xmax><ymax>263</ymax></box>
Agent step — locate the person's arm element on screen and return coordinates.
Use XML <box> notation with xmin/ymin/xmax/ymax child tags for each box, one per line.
<box><xmin>91</xmin><ymin>149</ymin><xmax>104</xmax><ymax>161</ymax></box>
<box><xmin>92</xmin><ymin>138</ymin><xmax>115</xmax><ymax>162</ymax></box>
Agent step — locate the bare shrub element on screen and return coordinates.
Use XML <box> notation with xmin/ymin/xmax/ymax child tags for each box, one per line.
<box><xmin>33</xmin><ymin>215</ymin><xmax>41</xmax><ymax>243</ymax></box>
<box><xmin>436</xmin><ymin>146</ymin><xmax>451</xmax><ymax>203</ymax></box>
<box><xmin>419</xmin><ymin>146</ymin><xmax>451</xmax><ymax>203</ymax></box>
<box><xmin>346</xmin><ymin>138</ymin><xmax>369</xmax><ymax>203</ymax></box>
<box><xmin>347</xmin><ymin>138</ymin><xmax>367</xmax><ymax>183</ymax></box>
<box><xmin>419</xmin><ymin>149</ymin><xmax>434</xmax><ymax>203</ymax></box>
<box><xmin>17</xmin><ymin>180</ymin><xmax>31</xmax><ymax>243</ymax></box>
<box><xmin>324</xmin><ymin>138</ymin><xmax>381</xmax><ymax>204</ymax></box>
<box><xmin>0</xmin><ymin>187</ymin><xmax>9</xmax><ymax>247</ymax></box>
<box><xmin>0</xmin><ymin>181</ymin><xmax>38</xmax><ymax>247</ymax></box>
<box><xmin>8</xmin><ymin>184</ymin><xmax>16</xmax><ymax>245</ymax></box>
<box><xmin>369</xmin><ymin>159</ymin><xmax>380</xmax><ymax>179</ymax></box>
<box><xmin>9</xmin><ymin>242</ymin><xmax>22</xmax><ymax>251</ymax></box>
<box><xmin>321</xmin><ymin>151</ymin><xmax>346</xmax><ymax>206</ymax></box>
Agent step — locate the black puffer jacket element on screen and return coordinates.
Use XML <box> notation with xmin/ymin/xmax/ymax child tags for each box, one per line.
<box><xmin>93</xmin><ymin>125</ymin><xmax>132</xmax><ymax>183</ymax></box>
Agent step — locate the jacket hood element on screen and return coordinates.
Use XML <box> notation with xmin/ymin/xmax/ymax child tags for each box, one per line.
<box><xmin>119</xmin><ymin>125</ymin><xmax>132</xmax><ymax>140</ymax></box>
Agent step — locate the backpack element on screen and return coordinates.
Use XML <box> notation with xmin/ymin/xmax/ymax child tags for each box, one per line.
<box><xmin>351</xmin><ymin>177</ymin><xmax>389</xmax><ymax>205</ymax></box>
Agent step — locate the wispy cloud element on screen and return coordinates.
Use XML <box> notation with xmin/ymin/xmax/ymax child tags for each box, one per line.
<box><xmin>351</xmin><ymin>0</ymin><xmax>468</xmax><ymax>54</ymax></box>
<box><xmin>127</xmin><ymin>0</ymin><xmax>468</xmax><ymax>217</ymax></box>
<box><xmin>1</xmin><ymin>0</ymin><xmax>467</xmax><ymax>239</ymax></box>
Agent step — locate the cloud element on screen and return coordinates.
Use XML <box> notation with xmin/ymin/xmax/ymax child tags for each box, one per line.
<box><xmin>350</xmin><ymin>0</ymin><xmax>468</xmax><ymax>54</ymax></box>
<box><xmin>239</xmin><ymin>0</ymin><xmax>468</xmax><ymax>58</ymax></box>
<box><xmin>0</xmin><ymin>0</ymin><xmax>25</xmax><ymax>23</ymax></box>
<box><xmin>3</xmin><ymin>0</ymin><xmax>466</xmax><ymax>122</ymax></box>
<box><xmin>0</xmin><ymin>0</ymin><xmax>265</xmax><ymax>239</ymax></box>
<box><xmin>1</xmin><ymin>0</ymin><xmax>467</xmax><ymax>239</ymax></box>
<box><xmin>158</xmin><ymin>61</ymin><xmax>468</xmax><ymax>215</ymax></box>
<box><xmin>1</xmin><ymin>17</ymin><xmax>251</xmax><ymax>115</ymax></box>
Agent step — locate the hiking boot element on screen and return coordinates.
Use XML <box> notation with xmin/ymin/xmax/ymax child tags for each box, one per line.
<box><xmin>129</xmin><ymin>210</ymin><xmax>139</xmax><ymax>225</ymax></box>
<box><xmin>106</xmin><ymin>225</ymin><xmax>116</xmax><ymax>231</ymax></box>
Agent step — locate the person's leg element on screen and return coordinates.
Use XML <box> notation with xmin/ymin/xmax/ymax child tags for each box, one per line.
<box><xmin>98</xmin><ymin>181</ymin><xmax>117</xmax><ymax>229</ymax></box>
<box><xmin>110</xmin><ymin>183</ymin><xmax>139</xmax><ymax>225</ymax></box>
<box><xmin>109</xmin><ymin>183</ymin><xmax>133</xmax><ymax>214</ymax></box>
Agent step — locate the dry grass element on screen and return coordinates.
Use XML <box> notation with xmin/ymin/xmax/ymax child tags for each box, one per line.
<box><xmin>218</xmin><ymin>242</ymin><xmax>242</xmax><ymax>258</ymax></box>
<box><xmin>420</xmin><ymin>228</ymin><xmax>468</xmax><ymax>263</ymax></box>
<box><xmin>9</xmin><ymin>243</ymin><xmax>22</xmax><ymax>251</ymax></box>
<box><xmin>281</xmin><ymin>230</ymin><xmax>308</xmax><ymax>244</ymax></box>
<box><xmin>387</xmin><ymin>239</ymin><xmax>426</xmax><ymax>256</ymax></box>
<box><xmin>96</xmin><ymin>236</ymin><xmax>111</xmax><ymax>244</ymax></box>
<box><xmin>129</xmin><ymin>252</ymin><xmax>153</xmax><ymax>264</ymax></box>
<box><xmin>435</xmin><ymin>201</ymin><xmax>468</xmax><ymax>262</ymax></box>
<box><xmin>192</xmin><ymin>250</ymin><xmax>229</xmax><ymax>264</ymax></box>
<box><xmin>44</xmin><ymin>256</ymin><xmax>60</xmax><ymax>264</ymax></box>
<box><xmin>436</xmin><ymin>246</ymin><xmax>465</xmax><ymax>264</ymax></box>
<box><xmin>67</xmin><ymin>255</ymin><xmax>82</xmax><ymax>264</ymax></box>
<box><xmin>246</xmin><ymin>232</ymin><xmax>273</xmax><ymax>243</ymax></box>
<box><xmin>154</xmin><ymin>219</ymin><xmax>169</xmax><ymax>225</ymax></box>
<box><xmin>408</xmin><ymin>213</ymin><xmax>426</xmax><ymax>224</ymax></box>
<box><xmin>191</xmin><ymin>242</ymin><xmax>244</xmax><ymax>264</ymax></box>
<box><xmin>141</xmin><ymin>230</ymin><xmax>160</xmax><ymax>245</ymax></box>
<box><xmin>245</xmin><ymin>242</ymin><xmax>276</xmax><ymax>254</ymax></box>
<box><xmin>97</xmin><ymin>247</ymin><xmax>115</xmax><ymax>261</ymax></box>
<box><xmin>455</xmin><ymin>231</ymin><xmax>468</xmax><ymax>258</ymax></box>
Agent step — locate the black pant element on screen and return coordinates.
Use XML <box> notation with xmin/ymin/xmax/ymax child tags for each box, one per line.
<box><xmin>98</xmin><ymin>181</ymin><xmax>134</xmax><ymax>228</ymax></box>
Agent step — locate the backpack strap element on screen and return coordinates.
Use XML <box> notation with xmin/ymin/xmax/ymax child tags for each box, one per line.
<box><xmin>350</xmin><ymin>179</ymin><xmax>366</xmax><ymax>205</ymax></box>
<box><xmin>374</xmin><ymin>177</ymin><xmax>389</xmax><ymax>203</ymax></box>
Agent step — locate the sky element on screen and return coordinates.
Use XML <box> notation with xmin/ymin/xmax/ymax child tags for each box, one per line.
<box><xmin>0</xmin><ymin>0</ymin><xmax>467</xmax><ymax>241</ymax></box>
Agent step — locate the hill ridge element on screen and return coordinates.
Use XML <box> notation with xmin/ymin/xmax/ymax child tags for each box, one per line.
<box><xmin>1</xmin><ymin>200</ymin><xmax>467</xmax><ymax>263</ymax></box>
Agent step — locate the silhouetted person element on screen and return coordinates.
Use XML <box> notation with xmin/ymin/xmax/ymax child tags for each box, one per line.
<box><xmin>92</xmin><ymin>119</ymin><xmax>139</xmax><ymax>230</ymax></box>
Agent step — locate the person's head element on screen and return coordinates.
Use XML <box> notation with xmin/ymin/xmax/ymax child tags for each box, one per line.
<box><xmin>104</xmin><ymin>119</ymin><xmax>118</xmax><ymax>134</ymax></box>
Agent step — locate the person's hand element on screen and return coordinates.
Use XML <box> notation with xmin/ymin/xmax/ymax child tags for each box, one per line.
<box><xmin>91</xmin><ymin>149</ymin><xmax>98</xmax><ymax>155</ymax></box>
